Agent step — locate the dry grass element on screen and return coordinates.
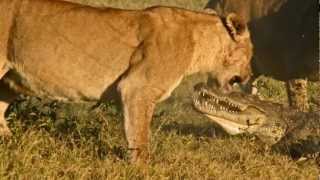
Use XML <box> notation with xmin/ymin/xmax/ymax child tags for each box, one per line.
<box><xmin>0</xmin><ymin>0</ymin><xmax>319</xmax><ymax>179</ymax></box>
<box><xmin>67</xmin><ymin>0</ymin><xmax>207</xmax><ymax>10</ymax></box>
<box><xmin>1</xmin><ymin>75</ymin><xmax>319</xmax><ymax>179</ymax></box>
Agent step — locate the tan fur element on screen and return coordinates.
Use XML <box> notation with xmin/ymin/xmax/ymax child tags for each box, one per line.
<box><xmin>0</xmin><ymin>0</ymin><xmax>253</xmax><ymax>163</ymax></box>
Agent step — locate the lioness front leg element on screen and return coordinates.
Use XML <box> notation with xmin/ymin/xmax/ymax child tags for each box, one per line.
<box><xmin>119</xmin><ymin>79</ymin><xmax>160</xmax><ymax>163</ymax></box>
<box><xmin>119</xmin><ymin>85</ymin><xmax>156</xmax><ymax>163</ymax></box>
<box><xmin>118</xmin><ymin>75</ymin><xmax>181</xmax><ymax>163</ymax></box>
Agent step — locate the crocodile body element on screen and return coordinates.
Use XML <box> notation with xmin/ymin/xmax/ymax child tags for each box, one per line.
<box><xmin>193</xmin><ymin>83</ymin><xmax>320</xmax><ymax>161</ymax></box>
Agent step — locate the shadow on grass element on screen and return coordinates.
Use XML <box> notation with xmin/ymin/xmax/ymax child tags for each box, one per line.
<box><xmin>5</xmin><ymin>96</ymin><xmax>234</xmax><ymax>161</ymax></box>
<box><xmin>160</xmin><ymin>121</ymin><xmax>229</xmax><ymax>139</ymax></box>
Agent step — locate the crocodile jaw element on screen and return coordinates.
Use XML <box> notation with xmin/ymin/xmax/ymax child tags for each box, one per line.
<box><xmin>193</xmin><ymin>85</ymin><xmax>286</xmax><ymax>144</ymax></box>
<box><xmin>193</xmin><ymin>87</ymin><xmax>267</xmax><ymax>135</ymax></box>
<box><xmin>205</xmin><ymin>115</ymin><xmax>247</xmax><ymax>135</ymax></box>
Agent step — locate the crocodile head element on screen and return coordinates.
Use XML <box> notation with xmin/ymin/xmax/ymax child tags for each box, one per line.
<box><xmin>193</xmin><ymin>83</ymin><xmax>286</xmax><ymax>145</ymax></box>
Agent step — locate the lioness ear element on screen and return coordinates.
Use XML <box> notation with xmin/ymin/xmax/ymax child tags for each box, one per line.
<box><xmin>225</xmin><ymin>13</ymin><xmax>248</xmax><ymax>41</ymax></box>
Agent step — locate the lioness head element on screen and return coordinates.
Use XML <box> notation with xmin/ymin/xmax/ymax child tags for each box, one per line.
<box><xmin>210</xmin><ymin>13</ymin><xmax>253</xmax><ymax>93</ymax></box>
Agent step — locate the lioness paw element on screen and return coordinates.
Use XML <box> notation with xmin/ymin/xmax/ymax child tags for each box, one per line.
<box><xmin>0</xmin><ymin>125</ymin><xmax>12</xmax><ymax>137</ymax></box>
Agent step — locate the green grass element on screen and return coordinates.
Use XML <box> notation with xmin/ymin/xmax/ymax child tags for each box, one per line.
<box><xmin>0</xmin><ymin>0</ymin><xmax>319</xmax><ymax>179</ymax></box>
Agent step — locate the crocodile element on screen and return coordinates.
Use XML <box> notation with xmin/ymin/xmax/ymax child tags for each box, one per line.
<box><xmin>193</xmin><ymin>83</ymin><xmax>320</xmax><ymax>161</ymax></box>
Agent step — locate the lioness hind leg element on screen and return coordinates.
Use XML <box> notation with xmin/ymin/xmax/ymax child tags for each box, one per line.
<box><xmin>0</xmin><ymin>102</ymin><xmax>12</xmax><ymax>137</ymax></box>
<box><xmin>0</xmin><ymin>71</ymin><xmax>17</xmax><ymax>137</ymax></box>
<box><xmin>0</xmin><ymin>61</ymin><xmax>8</xmax><ymax>78</ymax></box>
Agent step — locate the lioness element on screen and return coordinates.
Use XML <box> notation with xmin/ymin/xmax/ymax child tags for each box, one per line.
<box><xmin>0</xmin><ymin>0</ymin><xmax>253</xmax><ymax>163</ymax></box>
